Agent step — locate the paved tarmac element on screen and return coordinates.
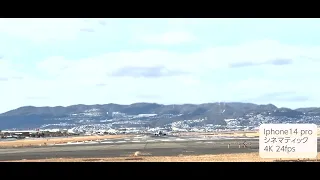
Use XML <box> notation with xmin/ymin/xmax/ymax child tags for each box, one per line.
<box><xmin>0</xmin><ymin>138</ymin><xmax>258</xmax><ymax>161</ymax></box>
<box><xmin>0</xmin><ymin>137</ymin><xmax>318</xmax><ymax>161</ymax></box>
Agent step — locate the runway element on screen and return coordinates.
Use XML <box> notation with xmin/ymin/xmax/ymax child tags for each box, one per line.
<box><xmin>0</xmin><ymin>136</ymin><xmax>318</xmax><ymax>161</ymax></box>
<box><xmin>0</xmin><ymin>135</ymin><xmax>256</xmax><ymax>161</ymax></box>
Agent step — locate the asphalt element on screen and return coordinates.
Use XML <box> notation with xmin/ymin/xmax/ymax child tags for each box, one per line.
<box><xmin>0</xmin><ymin>137</ymin><xmax>318</xmax><ymax>161</ymax></box>
<box><xmin>0</xmin><ymin>138</ymin><xmax>258</xmax><ymax>161</ymax></box>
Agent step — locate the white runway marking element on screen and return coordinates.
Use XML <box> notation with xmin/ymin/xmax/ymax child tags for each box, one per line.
<box><xmin>67</xmin><ymin>142</ymin><xmax>85</xmax><ymax>145</ymax></box>
<box><xmin>0</xmin><ymin>150</ymin><xmax>29</xmax><ymax>154</ymax></box>
<box><xmin>189</xmin><ymin>138</ymin><xmax>205</xmax><ymax>141</ymax></box>
<box><xmin>101</xmin><ymin>141</ymin><xmax>113</xmax><ymax>144</ymax></box>
<box><xmin>146</xmin><ymin>140</ymin><xmax>156</xmax><ymax>142</ymax></box>
<box><xmin>160</xmin><ymin>139</ymin><xmax>170</xmax><ymax>142</ymax></box>
<box><xmin>115</xmin><ymin>141</ymin><xmax>127</xmax><ymax>143</ymax></box>
<box><xmin>131</xmin><ymin>140</ymin><xmax>141</xmax><ymax>143</ymax></box>
<box><xmin>134</xmin><ymin>137</ymin><xmax>144</xmax><ymax>139</ymax></box>
<box><xmin>85</xmin><ymin>142</ymin><xmax>99</xmax><ymax>144</ymax></box>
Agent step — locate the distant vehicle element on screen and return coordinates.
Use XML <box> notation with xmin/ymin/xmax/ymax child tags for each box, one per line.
<box><xmin>144</xmin><ymin>130</ymin><xmax>176</xmax><ymax>138</ymax></box>
<box><xmin>153</xmin><ymin>131</ymin><xmax>167</xmax><ymax>137</ymax></box>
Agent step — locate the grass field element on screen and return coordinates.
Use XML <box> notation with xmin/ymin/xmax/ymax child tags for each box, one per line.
<box><xmin>1</xmin><ymin>129</ymin><xmax>319</xmax><ymax>148</ymax></box>
<box><xmin>6</xmin><ymin>152</ymin><xmax>320</xmax><ymax>162</ymax></box>
<box><xmin>0</xmin><ymin>135</ymin><xmax>131</xmax><ymax>148</ymax></box>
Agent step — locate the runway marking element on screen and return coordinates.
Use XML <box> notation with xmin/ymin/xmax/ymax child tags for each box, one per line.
<box><xmin>160</xmin><ymin>139</ymin><xmax>170</xmax><ymax>142</ymax></box>
<box><xmin>101</xmin><ymin>141</ymin><xmax>113</xmax><ymax>144</ymax></box>
<box><xmin>146</xmin><ymin>140</ymin><xmax>156</xmax><ymax>142</ymax></box>
<box><xmin>183</xmin><ymin>150</ymin><xmax>194</xmax><ymax>153</ymax></box>
<box><xmin>67</xmin><ymin>142</ymin><xmax>85</xmax><ymax>145</ymax></box>
<box><xmin>115</xmin><ymin>141</ymin><xmax>127</xmax><ymax>143</ymax></box>
<box><xmin>124</xmin><ymin>139</ymin><xmax>131</xmax><ymax>141</ymax></box>
<box><xmin>85</xmin><ymin>142</ymin><xmax>99</xmax><ymax>144</ymax></box>
<box><xmin>134</xmin><ymin>137</ymin><xmax>144</xmax><ymax>139</ymax></box>
<box><xmin>132</xmin><ymin>140</ymin><xmax>141</xmax><ymax>143</ymax></box>
<box><xmin>189</xmin><ymin>138</ymin><xmax>205</xmax><ymax>141</ymax></box>
<box><xmin>0</xmin><ymin>150</ymin><xmax>29</xmax><ymax>154</ymax></box>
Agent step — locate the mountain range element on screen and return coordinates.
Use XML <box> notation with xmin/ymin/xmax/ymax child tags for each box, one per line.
<box><xmin>0</xmin><ymin>102</ymin><xmax>320</xmax><ymax>130</ymax></box>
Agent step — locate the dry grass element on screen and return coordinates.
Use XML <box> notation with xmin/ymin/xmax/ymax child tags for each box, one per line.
<box><xmin>0</xmin><ymin>135</ymin><xmax>132</xmax><ymax>148</ymax></box>
<box><xmin>2</xmin><ymin>129</ymin><xmax>319</xmax><ymax>148</ymax></box>
<box><xmin>6</xmin><ymin>152</ymin><xmax>320</xmax><ymax>162</ymax></box>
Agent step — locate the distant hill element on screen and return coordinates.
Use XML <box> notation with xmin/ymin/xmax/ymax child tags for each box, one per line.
<box><xmin>0</xmin><ymin>102</ymin><xmax>318</xmax><ymax>129</ymax></box>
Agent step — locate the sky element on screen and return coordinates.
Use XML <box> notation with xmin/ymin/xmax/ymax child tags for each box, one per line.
<box><xmin>1</xmin><ymin>18</ymin><xmax>320</xmax><ymax>113</ymax></box>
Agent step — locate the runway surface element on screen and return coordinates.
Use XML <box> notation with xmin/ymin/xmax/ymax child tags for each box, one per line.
<box><xmin>0</xmin><ymin>136</ymin><xmax>318</xmax><ymax>161</ymax></box>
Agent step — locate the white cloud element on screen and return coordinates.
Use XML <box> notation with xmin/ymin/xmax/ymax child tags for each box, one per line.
<box><xmin>37</xmin><ymin>39</ymin><xmax>320</xmax><ymax>77</ymax></box>
<box><xmin>139</xmin><ymin>31</ymin><xmax>196</xmax><ymax>45</ymax></box>
<box><xmin>0</xmin><ymin>18</ymin><xmax>103</xmax><ymax>43</ymax></box>
<box><xmin>0</xmin><ymin>59</ymin><xmax>25</xmax><ymax>80</ymax></box>
<box><xmin>2</xmin><ymin>40</ymin><xmax>320</xmax><ymax>112</ymax></box>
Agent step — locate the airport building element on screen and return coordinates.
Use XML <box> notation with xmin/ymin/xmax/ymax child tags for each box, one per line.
<box><xmin>0</xmin><ymin>129</ymin><xmax>79</xmax><ymax>139</ymax></box>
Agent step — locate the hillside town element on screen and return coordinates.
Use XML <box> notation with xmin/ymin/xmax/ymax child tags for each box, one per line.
<box><xmin>1</xmin><ymin>110</ymin><xmax>320</xmax><ymax>139</ymax></box>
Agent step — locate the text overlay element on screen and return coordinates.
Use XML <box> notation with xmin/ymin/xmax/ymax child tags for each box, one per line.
<box><xmin>259</xmin><ymin>124</ymin><xmax>317</xmax><ymax>159</ymax></box>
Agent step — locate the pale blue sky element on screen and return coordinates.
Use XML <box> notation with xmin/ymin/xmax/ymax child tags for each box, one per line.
<box><xmin>1</xmin><ymin>18</ymin><xmax>320</xmax><ymax>113</ymax></box>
